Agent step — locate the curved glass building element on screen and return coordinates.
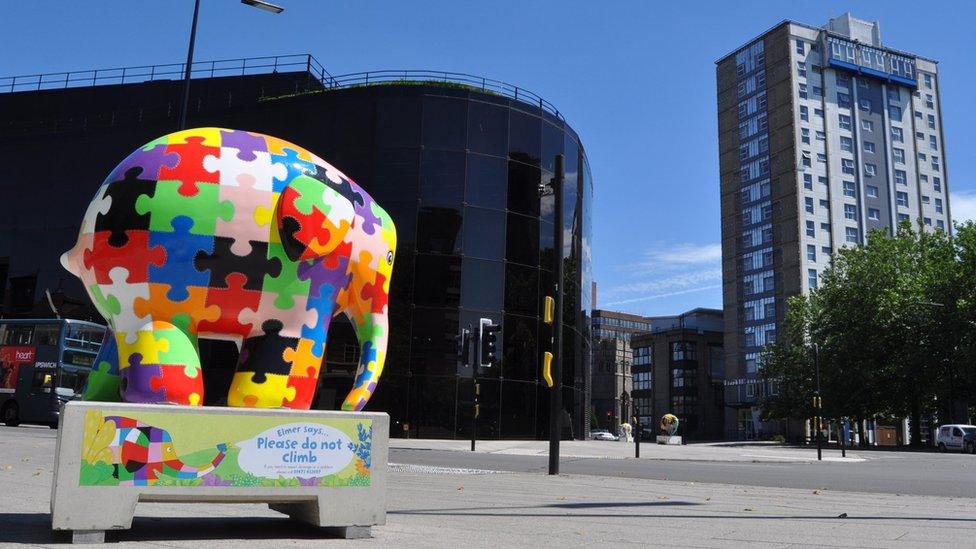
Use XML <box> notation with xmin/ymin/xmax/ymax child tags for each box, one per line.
<box><xmin>0</xmin><ymin>57</ymin><xmax>593</xmax><ymax>439</ymax></box>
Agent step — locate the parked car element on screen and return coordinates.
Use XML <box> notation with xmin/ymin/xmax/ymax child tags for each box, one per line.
<box><xmin>935</xmin><ymin>424</ymin><xmax>976</xmax><ymax>453</ymax></box>
<box><xmin>591</xmin><ymin>429</ymin><xmax>618</xmax><ymax>441</ymax></box>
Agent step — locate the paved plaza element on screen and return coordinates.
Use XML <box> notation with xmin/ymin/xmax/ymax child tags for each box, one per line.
<box><xmin>2</xmin><ymin>426</ymin><xmax>976</xmax><ymax>547</ymax></box>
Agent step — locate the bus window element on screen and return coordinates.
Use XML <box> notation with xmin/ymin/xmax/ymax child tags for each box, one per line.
<box><xmin>63</xmin><ymin>324</ymin><xmax>103</xmax><ymax>353</ymax></box>
<box><xmin>34</xmin><ymin>324</ymin><xmax>60</xmax><ymax>347</ymax></box>
<box><xmin>55</xmin><ymin>369</ymin><xmax>87</xmax><ymax>398</ymax></box>
<box><xmin>2</xmin><ymin>325</ymin><xmax>34</xmax><ymax>345</ymax></box>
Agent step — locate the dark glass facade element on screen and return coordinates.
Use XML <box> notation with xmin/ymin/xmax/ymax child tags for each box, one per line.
<box><xmin>0</xmin><ymin>68</ymin><xmax>593</xmax><ymax>439</ymax></box>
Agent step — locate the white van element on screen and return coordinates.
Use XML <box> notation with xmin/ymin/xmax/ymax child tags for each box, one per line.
<box><xmin>935</xmin><ymin>424</ymin><xmax>976</xmax><ymax>453</ymax></box>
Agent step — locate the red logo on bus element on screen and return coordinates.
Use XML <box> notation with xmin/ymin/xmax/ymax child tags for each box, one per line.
<box><xmin>1</xmin><ymin>346</ymin><xmax>36</xmax><ymax>389</ymax></box>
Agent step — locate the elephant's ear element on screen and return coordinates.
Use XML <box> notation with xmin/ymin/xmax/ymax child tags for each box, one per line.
<box><xmin>276</xmin><ymin>173</ymin><xmax>354</xmax><ymax>262</ymax></box>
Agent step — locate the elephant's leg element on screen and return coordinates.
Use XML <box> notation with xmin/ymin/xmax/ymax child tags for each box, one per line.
<box><xmin>228</xmin><ymin>320</ymin><xmax>323</xmax><ymax>408</ymax></box>
<box><xmin>83</xmin><ymin>328</ymin><xmax>122</xmax><ymax>401</ymax></box>
<box><xmin>118</xmin><ymin>320</ymin><xmax>204</xmax><ymax>406</ymax></box>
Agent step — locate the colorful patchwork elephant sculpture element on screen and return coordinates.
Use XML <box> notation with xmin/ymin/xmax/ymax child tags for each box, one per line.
<box><xmin>106</xmin><ymin>416</ymin><xmax>226</xmax><ymax>486</ymax></box>
<box><xmin>61</xmin><ymin>128</ymin><xmax>397</xmax><ymax>411</ymax></box>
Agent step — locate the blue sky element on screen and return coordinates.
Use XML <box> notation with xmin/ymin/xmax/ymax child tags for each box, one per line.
<box><xmin>3</xmin><ymin>1</ymin><xmax>973</xmax><ymax>317</ymax></box>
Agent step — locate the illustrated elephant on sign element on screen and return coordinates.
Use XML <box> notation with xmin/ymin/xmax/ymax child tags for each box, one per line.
<box><xmin>61</xmin><ymin>128</ymin><xmax>396</xmax><ymax>411</ymax></box>
<box><xmin>104</xmin><ymin>415</ymin><xmax>226</xmax><ymax>486</ymax></box>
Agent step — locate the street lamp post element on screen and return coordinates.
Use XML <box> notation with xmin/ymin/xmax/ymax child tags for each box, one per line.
<box><xmin>178</xmin><ymin>0</ymin><xmax>284</xmax><ymax>130</ymax></box>
<box><xmin>538</xmin><ymin>155</ymin><xmax>565</xmax><ymax>476</ymax></box>
<box><xmin>814</xmin><ymin>342</ymin><xmax>822</xmax><ymax>461</ymax></box>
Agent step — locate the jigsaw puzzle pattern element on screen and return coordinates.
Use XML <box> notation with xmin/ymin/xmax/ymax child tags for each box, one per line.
<box><xmin>104</xmin><ymin>415</ymin><xmax>227</xmax><ymax>486</ymax></box>
<box><xmin>62</xmin><ymin>128</ymin><xmax>397</xmax><ymax>411</ymax></box>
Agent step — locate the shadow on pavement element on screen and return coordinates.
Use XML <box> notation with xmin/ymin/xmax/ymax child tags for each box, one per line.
<box><xmin>0</xmin><ymin>513</ymin><xmax>345</xmax><ymax>544</ymax></box>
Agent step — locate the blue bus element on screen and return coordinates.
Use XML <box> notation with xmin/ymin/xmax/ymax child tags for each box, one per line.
<box><xmin>0</xmin><ymin>319</ymin><xmax>106</xmax><ymax>427</ymax></box>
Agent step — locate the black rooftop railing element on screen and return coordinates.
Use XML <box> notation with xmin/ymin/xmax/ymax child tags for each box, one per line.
<box><xmin>0</xmin><ymin>53</ymin><xmax>563</xmax><ymax>120</ymax></box>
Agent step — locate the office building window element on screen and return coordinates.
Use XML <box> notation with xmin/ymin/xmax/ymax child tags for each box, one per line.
<box><xmin>803</xmin><ymin>173</ymin><xmax>813</xmax><ymax>190</ymax></box>
<box><xmin>916</xmin><ymin>131</ymin><xmax>925</xmax><ymax>140</ymax></box>
<box><xmin>838</xmin><ymin>92</ymin><xmax>851</xmax><ymax>108</ymax></box>
<box><xmin>799</xmin><ymin>83</ymin><xmax>808</xmax><ymax>99</ymax></box>
<box><xmin>889</xmin><ymin>105</ymin><xmax>902</xmax><ymax>120</ymax></box>
<box><xmin>861</xmin><ymin>119</ymin><xmax>874</xmax><ymax>132</ymax></box>
<box><xmin>916</xmin><ymin>110</ymin><xmax>923</xmax><ymax>120</ymax></box>
<box><xmin>919</xmin><ymin>152</ymin><xmax>927</xmax><ymax>161</ymax></box>
<box><xmin>795</xmin><ymin>39</ymin><xmax>805</xmax><ymax>55</ymax></box>
<box><xmin>797</xmin><ymin>61</ymin><xmax>806</xmax><ymax>78</ymax></box>
<box><xmin>846</xmin><ymin>227</ymin><xmax>859</xmax><ymax>243</ymax></box>
<box><xmin>922</xmin><ymin>195</ymin><xmax>930</xmax><ymax>204</ymax></box>
<box><xmin>867</xmin><ymin>185</ymin><xmax>879</xmax><ymax>198</ymax></box>
<box><xmin>817</xmin><ymin>153</ymin><xmax>827</xmax><ymax>163</ymax></box>
<box><xmin>857</xmin><ymin>77</ymin><xmax>868</xmax><ymax>89</ymax></box>
<box><xmin>897</xmin><ymin>191</ymin><xmax>909</xmax><ymax>207</ymax></box>
<box><xmin>815</xmin><ymin>130</ymin><xmax>825</xmax><ymax>141</ymax></box>
<box><xmin>802</xmin><ymin>151</ymin><xmax>811</xmax><ymax>167</ymax></box>
<box><xmin>928</xmin><ymin>114</ymin><xmax>936</xmax><ymax>129</ymax></box>
<box><xmin>801</xmin><ymin>128</ymin><xmax>810</xmax><ymax>144</ymax></box>
<box><xmin>894</xmin><ymin>169</ymin><xmax>907</xmax><ymax>185</ymax></box>
<box><xmin>819</xmin><ymin>176</ymin><xmax>828</xmax><ymax>185</ymax></box>
<box><xmin>926</xmin><ymin>94</ymin><xmax>935</xmax><ymax>109</ymax></box>
<box><xmin>819</xmin><ymin>199</ymin><xmax>829</xmax><ymax>209</ymax></box>
<box><xmin>938</xmin><ymin>219</ymin><xmax>945</xmax><ymax>229</ymax></box>
<box><xmin>804</xmin><ymin>197</ymin><xmax>814</xmax><ymax>213</ymax></box>
<box><xmin>924</xmin><ymin>73</ymin><xmax>933</xmax><ymax>89</ymax></box>
<box><xmin>934</xmin><ymin>177</ymin><xmax>941</xmax><ymax>192</ymax></box>
<box><xmin>863</xmin><ymin>141</ymin><xmax>875</xmax><ymax>153</ymax></box>
<box><xmin>807</xmin><ymin>244</ymin><xmax>816</xmax><ymax>261</ymax></box>
<box><xmin>936</xmin><ymin>198</ymin><xmax>943</xmax><ymax>213</ymax></box>
<box><xmin>839</xmin><ymin>114</ymin><xmax>852</xmax><ymax>130</ymax></box>
<box><xmin>840</xmin><ymin>136</ymin><xmax>853</xmax><ymax>152</ymax></box>
<box><xmin>800</xmin><ymin>105</ymin><xmax>809</xmax><ymax>121</ymax></box>
<box><xmin>813</xmin><ymin>85</ymin><xmax>822</xmax><ymax>96</ymax></box>
<box><xmin>891</xmin><ymin>127</ymin><xmax>903</xmax><ymax>142</ymax></box>
<box><xmin>930</xmin><ymin>135</ymin><xmax>938</xmax><ymax>150</ymax></box>
<box><xmin>844</xmin><ymin>204</ymin><xmax>857</xmax><ymax>220</ymax></box>
<box><xmin>893</xmin><ymin>148</ymin><xmax>905</xmax><ymax>163</ymax></box>
<box><xmin>897</xmin><ymin>213</ymin><xmax>910</xmax><ymax>223</ymax></box>
<box><xmin>842</xmin><ymin>159</ymin><xmax>855</xmax><ymax>175</ymax></box>
<box><xmin>920</xmin><ymin>174</ymin><xmax>929</xmax><ymax>183</ymax></box>
<box><xmin>806</xmin><ymin>220</ymin><xmax>815</xmax><ymax>237</ymax></box>
<box><xmin>820</xmin><ymin>222</ymin><xmax>831</xmax><ymax>233</ymax></box>
<box><xmin>868</xmin><ymin>208</ymin><xmax>881</xmax><ymax>220</ymax></box>
<box><xmin>859</xmin><ymin>98</ymin><xmax>872</xmax><ymax>110</ymax></box>
<box><xmin>887</xmin><ymin>87</ymin><xmax>900</xmax><ymax>102</ymax></box>
<box><xmin>843</xmin><ymin>181</ymin><xmax>856</xmax><ymax>197</ymax></box>
<box><xmin>814</xmin><ymin>107</ymin><xmax>824</xmax><ymax>117</ymax></box>
<box><xmin>864</xmin><ymin>163</ymin><xmax>877</xmax><ymax>177</ymax></box>
<box><xmin>922</xmin><ymin>217</ymin><xmax>932</xmax><ymax>226</ymax></box>
<box><xmin>808</xmin><ymin>268</ymin><xmax>818</xmax><ymax>289</ymax></box>
<box><xmin>932</xmin><ymin>156</ymin><xmax>940</xmax><ymax>171</ymax></box>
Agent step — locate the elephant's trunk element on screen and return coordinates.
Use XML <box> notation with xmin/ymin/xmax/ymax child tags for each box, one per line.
<box><xmin>166</xmin><ymin>443</ymin><xmax>228</xmax><ymax>479</ymax></box>
<box><xmin>342</xmin><ymin>309</ymin><xmax>388</xmax><ymax>411</ymax></box>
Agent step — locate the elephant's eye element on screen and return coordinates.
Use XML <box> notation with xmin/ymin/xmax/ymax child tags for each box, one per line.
<box><xmin>386</xmin><ymin>251</ymin><xmax>394</xmax><ymax>265</ymax></box>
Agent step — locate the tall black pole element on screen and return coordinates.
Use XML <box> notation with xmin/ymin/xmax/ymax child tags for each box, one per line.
<box><xmin>548</xmin><ymin>154</ymin><xmax>565</xmax><ymax>476</ymax></box>
<box><xmin>179</xmin><ymin>0</ymin><xmax>201</xmax><ymax>130</ymax></box>
<box><xmin>814</xmin><ymin>343</ymin><xmax>822</xmax><ymax>461</ymax></box>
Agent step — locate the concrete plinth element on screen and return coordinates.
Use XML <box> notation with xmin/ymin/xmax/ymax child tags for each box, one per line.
<box><xmin>50</xmin><ymin>401</ymin><xmax>388</xmax><ymax>542</ymax></box>
<box><xmin>656</xmin><ymin>435</ymin><xmax>682</xmax><ymax>445</ymax></box>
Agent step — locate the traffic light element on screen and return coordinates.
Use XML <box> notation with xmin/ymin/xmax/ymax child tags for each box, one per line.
<box><xmin>478</xmin><ymin>318</ymin><xmax>501</xmax><ymax>367</ymax></box>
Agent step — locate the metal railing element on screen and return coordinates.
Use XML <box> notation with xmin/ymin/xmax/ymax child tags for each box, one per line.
<box><xmin>0</xmin><ymin>54</ymin><xmax>332</xmax><ymax>94</ymax></box>
<box><xmin>318</xmin><ymin>70</ymin><xmax>562</xmax><ymax>119</ymax></box>
<box><xmin>1</xmin><ymin>54</ymin><xmax>562</xmax><ymax>120</ymax></box>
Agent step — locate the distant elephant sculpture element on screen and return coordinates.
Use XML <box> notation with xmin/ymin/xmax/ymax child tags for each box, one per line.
<box><xmin>105</xmin><ymin>416</ymin><xmax>226</xmax><ymax>486</ymax></box>
<box><xmin>61</xmin><ymin>128</ymin><xmax>397</xmax><ymax>411</ymax></box>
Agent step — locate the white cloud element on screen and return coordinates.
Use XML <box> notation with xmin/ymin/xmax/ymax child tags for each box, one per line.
<box><xmin>951</xmin><ymin>191</ymin><xmax>976</xmax><ymax>224</ymax></box>
<box><xmin>601</xmin><ymin>242</ymin><xmax>723</xmax><ymax>311</ymax></box>
<box><xmin>604</xmin><ymin>284</ymin><xmax>722</xmax><ymax>307</ymax></box>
